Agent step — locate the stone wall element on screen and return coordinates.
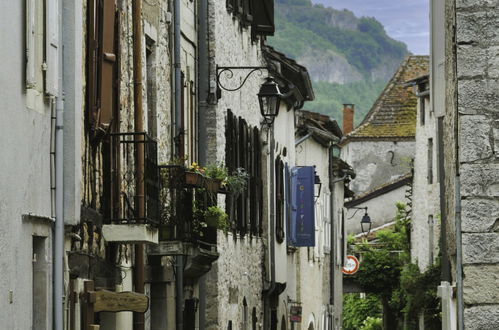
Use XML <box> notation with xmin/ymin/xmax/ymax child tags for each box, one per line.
<box><xmin>451</xmin><ymin>0</ymin><xmax>499</xmax><ymax>327</ymax></box>
<box><xmin>411</xmin><ymin>95</ymin><xmax>440</xmax><ymax>270</ymax></box>
<box><xmin>204</xmin><ymin>1</ymin><xmax>268</xmax><ymax>328</ymax></box>
<box><xmin>341</xmin><ymin>140</ymin><xmax>415</xmax><ymax>194</ymax></box>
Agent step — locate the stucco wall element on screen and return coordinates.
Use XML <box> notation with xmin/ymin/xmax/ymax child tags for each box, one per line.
<box><xmin>345</xmin><ymin>186</ymin><xmax>409</xmax><ymax>235</ymax></box>
<box><xmin>411</xmin><ymin>95</ymin><xmax>440</xmax><ymax>270</ymax></box>
<box><xmin>0</xmin><ymin>2</ymin><xmax>53</xmax><ymax>329</ymax></box>
<box><xmin>341</xmin><ymin>140</ymin><xmax>415</xmax><ymax>194</ymax></box>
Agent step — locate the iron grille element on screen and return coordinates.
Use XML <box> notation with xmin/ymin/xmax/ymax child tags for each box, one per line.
<box><xmin>158</xmin><ymin>165</ymin><xmax>217</xmax><ymax>246</ymax></box>
<box><xmin>110</xmin><ymin>132</ymin><xmax>159</xmax><ymax>226</ymax></box>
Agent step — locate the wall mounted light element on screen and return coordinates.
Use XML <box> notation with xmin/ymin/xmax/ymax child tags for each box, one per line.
<box><xmin>347</xmin><ymin>206</ymin><xmax>372</xmax><ymax>237</ymax></box>
<box><xmin>216</xmin><ymin>66</ymin><xmax>282</xmax><ymax>126</ymax></box>
<box><xmin>360</xmin><ymin>212</ymin><xmax>372</xmax><ymax>237</ymax></box>
<box><xmin>314</xmin><ymin>172</ymin><xmax>322</xmax><ymax>199</ymax></box>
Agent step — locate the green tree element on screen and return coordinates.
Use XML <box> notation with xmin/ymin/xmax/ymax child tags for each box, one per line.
<box><xmin>348</xmin><ymin>203</ymin><xmax>441</xmax><ymax>329</ymax></box>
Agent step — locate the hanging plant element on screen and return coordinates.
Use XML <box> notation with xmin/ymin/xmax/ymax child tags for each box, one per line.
<box><xmin>226</xmin><ymin>167</ymin><xmax>249</xmax><ymax>197</ymax></box>
<box><xmin>204</xmin><ymin>206</ymin><xmax>230</xmax><ymax>233</ymax></box>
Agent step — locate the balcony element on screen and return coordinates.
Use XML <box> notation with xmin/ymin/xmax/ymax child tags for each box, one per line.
<box><xmin>102</xmin><ymin>132</ymin><xmax>159</xmax><ymax>244</ymax></box>
<box><xmin>148</xmin><ymin>165</ymin><xmax>220</xmax><ymax>278</ymax></box>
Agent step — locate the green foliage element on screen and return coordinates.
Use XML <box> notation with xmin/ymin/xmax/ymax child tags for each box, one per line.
<box><xmin>226</xmin><ymin>167</ymin><xmax>249</xmax><ymax>197</ymax></box>
<box><xmin>271</xmin><ymin>0</ymin><xmax>408</xmax><ymax>74</ymax></box>
<box><xmin>204</xmin><ymin>206</ymin><xmax>230</xmax><ymax>233</ymax></box>
<box><xmin>309</xmin><ymin>80</ymin><xmax>386</xmax><ymax>126</ymax></box>
<box><xmin>204</xmin><ymin>163</ymin><xmax>228</xmax><ymax>181</ymax></box>
<box><xmin>360</xmin><ymin>316</ymin><xmax>383</xmax><ymax>330</ymax></box>
<box><xmin>400</xmin><ymin>262</ymin><xmax>442</xmax><ymax>329</ymax></box>
<box><xmin>269</xmin><ymin>0</ymin><xmax>409</xmax><ymax>125</ymax></box>
<box><xmin>348</xmin><ymin>203</ymin><xmax>442</xmax><ymax>329</ymax></box>
<box><xmin>343</xmin><ymin>294</ymin><xmax>382</xmax><ymax>330</ymax></box>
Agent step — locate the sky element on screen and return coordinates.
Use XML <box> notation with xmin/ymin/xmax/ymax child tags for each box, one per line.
<box><xmin>312</xmin><ymin>0</ymin><xmax>429</xmax><ymax>55</ymax></box>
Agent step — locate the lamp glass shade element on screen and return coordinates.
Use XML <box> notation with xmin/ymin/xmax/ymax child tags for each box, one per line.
<box><xmin>258</xmin><ymin>77</ymin><xmax>282</xmax><ymax>119</ymax></box>
<box><xmin>360</xmin><ymin>213</ymin><xmax>372</xmax><ymax>235</ymax></box>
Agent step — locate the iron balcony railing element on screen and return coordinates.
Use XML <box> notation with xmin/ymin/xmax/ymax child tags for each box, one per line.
<box><xmin>158</xmin><ymin>165</ymin><xmax>217</xmax><ymax>246</ymax></box>
<box><xmin>110</xmin><ymin>132</ymin><xmax>159</xmax><ymax>226</ymax></box>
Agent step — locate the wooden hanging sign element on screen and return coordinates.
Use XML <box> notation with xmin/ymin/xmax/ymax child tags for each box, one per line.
<box><xmin>92</xmin><ymin>290</ymin><xmax>149</xmax><ymax>313</ymax></box>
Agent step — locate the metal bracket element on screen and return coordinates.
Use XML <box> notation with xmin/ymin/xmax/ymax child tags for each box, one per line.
<box><xmin>216</xmin><ymin>65</ymin><xmax>268</xmax><ymax>92</ymax></box>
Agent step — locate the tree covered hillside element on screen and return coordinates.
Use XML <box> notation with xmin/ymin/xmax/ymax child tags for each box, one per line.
<box><xmin>268</xmin><ymin>0</ymin><xmax>409</xmax><ymax>125</ymax></box>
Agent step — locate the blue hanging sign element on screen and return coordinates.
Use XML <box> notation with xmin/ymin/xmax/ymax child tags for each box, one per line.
<box><xmin>290</xmin><ymin>166</ymin><xmax>315</xmax><ymax>247</ymax></box>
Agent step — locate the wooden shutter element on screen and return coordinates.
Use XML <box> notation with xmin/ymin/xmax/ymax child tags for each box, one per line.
<box><xmin>87</xmin><ymin>0</ymin><xmax>99</xmax><ymax>129</ymax></box>
<box><xmin>236</xmin><ymin>117</ymin><xmax>244</xmax><ymax>233</ymax></box>
<box><xmin>249</xmin><ymin>128</ymin><xmax>256</xmax><ymax>235</ymax></box>
<box><xmin>226</xmin><ymin>0</ymin><xmax>234</xmax><ymax>13</ymax></box>
<box><xmin>255</xmin><ymin>127</ymin><xmax>262</xmax><ymax>236</ymax></box>
<box><xmin>243</xmin><ymin>0</ymin><xmax>253</xmax><ymax>24</ymax></box>
<box><xmin>225</xmin><ymin>110</ymin><xmax>234</xmax><ymax>226</ymax></box>
<box><xmin>251</xmin><ymin>0</ymin><xmax>275</xmax><ymax>36</ymax></box>
<box><xmin>97</xmin><ymin>0</ymin><xmax>117</xmax><ymax>133</ymax></box>
<box><xmin>45</xmin><ymin>0</ymin><xmax>59</xmax><ymax>96</ymax></box>
<box><xmin>26</xmin><ymin>0</ymin><xmax>36</xmax><ymax>88</ymax></box>
<box><xmin>275</xmin><ymin>157</ymin><xmax>284</xmax><ymax>243</ymax></box>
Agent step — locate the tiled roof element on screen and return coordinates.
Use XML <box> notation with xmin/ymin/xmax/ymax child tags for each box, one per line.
<box><xmin>296</xmin><ymin>109</ymin><xmax>343</xmax><ymax>147</ymax></box>
<box><xmin>345</xmin><ymin>56</ymin><xmax>429</xmax><ymax>141</ymax></box>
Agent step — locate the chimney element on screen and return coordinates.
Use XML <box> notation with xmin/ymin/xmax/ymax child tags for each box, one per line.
<box><xmin>342</xmin><ymin>104</ymin><xmax>355</xmax><ymax>135</ymax></box>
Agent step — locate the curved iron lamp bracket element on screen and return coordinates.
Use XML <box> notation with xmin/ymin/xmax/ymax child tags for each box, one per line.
<box><xmin>216</xmin><ymin>66</ymin><xmax>269</xmax><ymax>92</ymax></box>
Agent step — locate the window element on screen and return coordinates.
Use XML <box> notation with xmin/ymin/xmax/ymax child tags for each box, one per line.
<box><xmin>275</xmin><ymin>157</ymin><xmax>285</xmax><ymax>243</ymax></box>
<box><xmin>250</xmin><ymin>0</ymin><xmax>275</xmax><ymax>37</ymax></box>
<box><xmin>428</xmin><ymin>138</ymin><xmax>434</xmax><ymax>184</ymax></box>
<box><xmin>225</xmin><ymin>110</ymin><xmax>262</xmax><ymax>236</ymax></box>
<box><xmin>420</xmin><ymin>97</ymin><xmax>425</xmax><ymax>126</ymax></box>
<box><xmin>323</xmin><ymin>193</ymin><xmax>331</xmax><ymax>252</ymax></box>
<box><xmin>252</xmin><ymin>308</ymin><xmax>258</xmax><ymax>330</ymax></box>
<box><xmin>428</xmin><ymin>215</ymin><xmax>434</xmax><ymax>263</ymax></box>
<box><xmin>227</xmin><ymin>0</ymin><xmax>255</xmax><ymax>27</ymax></box>
<box><xmin>33</xmin><ymin>237</ymin><xmax>49</xmax><ymax>330</ymax></box>
<box><xmin>146</xmin><ymin>36</ymin><xmax>157</xmax><ymax>139</ymax></box>
<box><xmin>243</xmin><ymin>298</ymin><xmax>248</xmax><ymax>329</ymax></box>
<box><xmin>86</xmin><ymin>0</ymin><xmax>117</xmax><ymax>136</ymax></box>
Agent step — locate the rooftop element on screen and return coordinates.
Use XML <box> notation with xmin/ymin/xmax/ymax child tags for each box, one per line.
<box><xmin>344</xmin><ymin>56</ymin><xmax>429</xmax><ymax>142</ymax></box>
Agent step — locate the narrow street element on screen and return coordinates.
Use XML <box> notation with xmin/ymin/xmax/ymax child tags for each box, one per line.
<box><xmin>0</xmin><ymin>0</ymin><xmax>498</xmax><ymax>329</ymax></box>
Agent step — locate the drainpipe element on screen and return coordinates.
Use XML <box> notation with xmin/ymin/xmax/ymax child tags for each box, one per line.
<box><xmin>197</xmin><ymin>0</ymin><xmax>209</xmax><ymax>328</ymax></box>
<box><xmin>173</xmin><ymin>0</ymin><xmax>184</xmax><ymax>329</ymax></box>
<box><xmin>437</xmin><ymin>118</ymin><xmax>451</xmax><ymax>282</ymax></box>
<box><xmin>54</xmin><ymin>0</ymin><xmax>65</xmax><ymax>327</ymax></box>
<box><xmin>455</xmin><ymin>176</ymin><xmax>464</xmax><ymax>330</ymax></box>
<box><xmin>132</xmin><ymin>1</ymin><xmax>145</xmax><ymax>329</ymax></box>
<box><xmin>328</xmin><ymin>146</ymin><xmax>347</xmax><ymax>330</ymax></box>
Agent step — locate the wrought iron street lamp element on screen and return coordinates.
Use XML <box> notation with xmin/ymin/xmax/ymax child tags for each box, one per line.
<box><xmin>258</xmin><ymin>77</ymin><xmax>282</xmax><ymax>125</ymax></box>
<box><xmin>314</xmin><ymin>173</ymin><xmax>322</xmax><ymax>199</ymax></box>
<box><xmin>360</xmin><ymin>212</ymin><xmax>372</xmax><ymax>237</ymax></box>
<box><xmin>216</xmin><ymin>66</ymin><xmax>283</xmax><ymax>126</ymax></box>
<box><xmin>348</xmin><ymin>206</ymin><xmax>373</xmax><ymax>237</ymax></box>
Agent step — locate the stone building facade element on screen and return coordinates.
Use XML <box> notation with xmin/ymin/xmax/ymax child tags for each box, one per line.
<box><xmin>341</xmin><ymin>56</ymin><xmax>429</xmax><ymax>235</ymax></box>
<box><xmin>284</xmin><ymin>110</ymin><xmax>351</xmax><ymax>330</ymax></box>
<box><xmin>0</xmin><ymin>1</ymin><xmax>352</xmax><ymax>329</ymax></box>
<box><xmin>407</xmin><ymin>75</ymin><xmax>441</xmax><ymax>271</ymax></box>
<box><xmin>433</xmin><ymin>0</ymin><xmax>499</xmax><ymax>328</ymax></box>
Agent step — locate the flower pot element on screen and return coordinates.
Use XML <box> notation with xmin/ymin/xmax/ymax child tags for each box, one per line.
<box><xmin>185</xmin><ymin>171</ymin><xmax>203</xmax><ymax>187</ymax></box>
<box><xmin>205</xmin><ymin>178</ymin><xmax>222</xmax><ymax>193</ymax></box>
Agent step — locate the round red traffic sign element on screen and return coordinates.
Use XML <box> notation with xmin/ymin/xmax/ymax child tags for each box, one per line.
<box><xmin>342</xmin><ymin>255</ymin><xmax>360</xmax><ymax>275</ymax></box>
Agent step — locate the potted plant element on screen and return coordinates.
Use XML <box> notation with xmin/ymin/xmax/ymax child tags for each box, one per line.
<box><xmin>203</xmin><ymin>163</ymin><xmax>228</xmax><ymax>192</ymax></box>
<box><xmin>226</xmin><ymin>167</ymin><xmax>249</xmax><ymax>197</ymax></box>
<box><xmin>204</xmin><ymin>206</ymin><xmax>230</xmax><ymax>233</ymax></box>
<box><xmin>186</xmin><ymin>162</ymin><xmax>205</xmax><ymax>186</ymax></box>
